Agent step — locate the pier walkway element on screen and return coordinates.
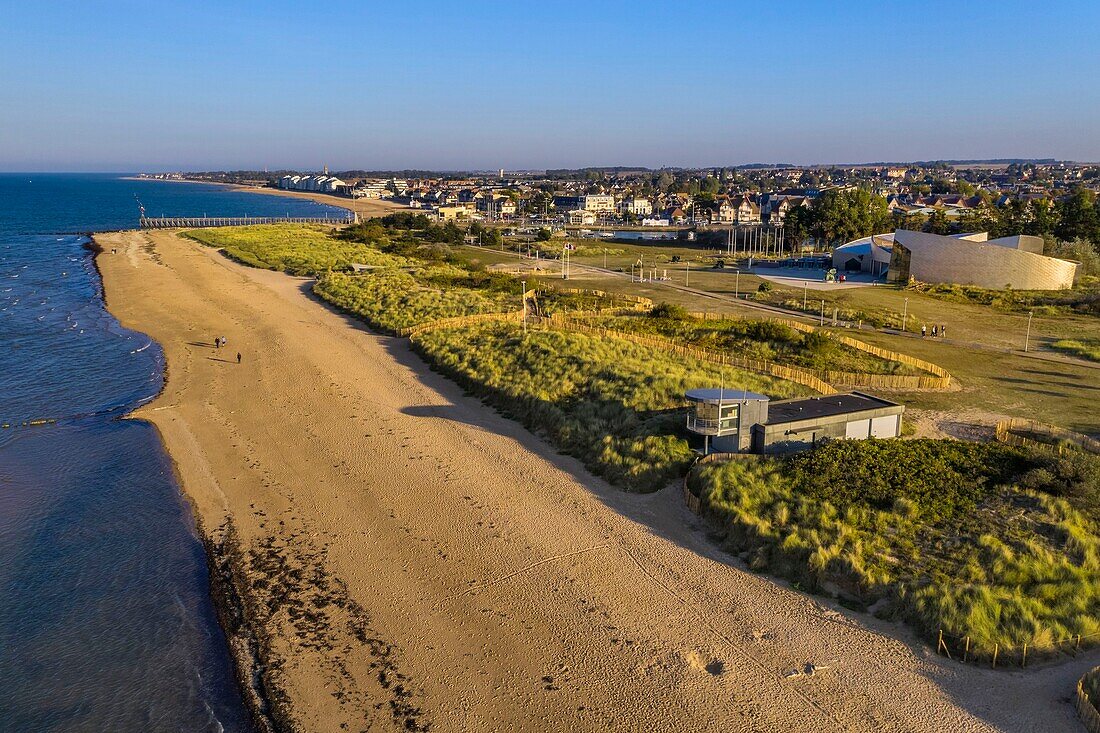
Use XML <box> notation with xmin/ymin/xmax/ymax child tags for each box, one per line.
<box><xmin>140</xmin><ymin>214</ymin><xmax>357</xmax><ymax>229</ymax></box>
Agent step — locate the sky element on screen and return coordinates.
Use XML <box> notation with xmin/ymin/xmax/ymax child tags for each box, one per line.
<box><xmin>2</xmin><ymin>1</ymin><xmax>1099</xmax><ymax>171</ymax></box>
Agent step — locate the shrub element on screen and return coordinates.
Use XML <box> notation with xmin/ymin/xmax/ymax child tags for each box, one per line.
<box><xmin>647</xmin><ymin>302</ymin><xmax>691</xmax><ymax>321</ymax></box>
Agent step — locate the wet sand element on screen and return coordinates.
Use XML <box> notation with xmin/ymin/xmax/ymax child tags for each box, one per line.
<box><xmin>95</xmin><ymin>229</ymin><xmax>1097</xmax><ymax>732</ymax></box>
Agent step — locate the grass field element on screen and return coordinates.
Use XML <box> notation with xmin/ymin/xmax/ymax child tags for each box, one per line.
<box><xmin>689</xmin><ymin>440</ymin><xmax>1100</xmax><ymax>661</ymax></box>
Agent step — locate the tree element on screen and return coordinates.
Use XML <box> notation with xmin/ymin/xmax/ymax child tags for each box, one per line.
<box><xmin>1045</xmin><ymin>238</ymin><xmax>1099</xmax><ymax>277</ymax></box>
<box><xmin>700</xmin><ymin>176</ymin><xmax>721</xmax><ymax>197</ymax></box>
<box><xmin>783</xmin><ymin>205</ymin><xmax>812</xmax><ymax>252</ymax></box>
<box><xmin>536</xmin><ymin>227</ymin><xmax>553</xmax><ymax>241</ymax></box>
<box><xmin>807</xmin><ymin>189</ymin><xmax>889</xmax><ymax>245</ymax></box>
<box><xmin>1055</xmin><ymin>188</ymin><xmax>1099</xmax><ymax>243</ymax></box>
<box><xmin>923</xmin><ymin>209</ymin><xmax>951</xmax><ymax>235</ymax></box>
<box><xmin>526</xmin><ymin>191</ymin><xmax>553</xmax><ymax>217</ymax></box>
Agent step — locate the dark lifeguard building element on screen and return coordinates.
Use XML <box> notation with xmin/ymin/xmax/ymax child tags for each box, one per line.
<box><xmin>684</xmin><ymin>389</ymin><xmax>904</xmax><ymax>455</ymax></box>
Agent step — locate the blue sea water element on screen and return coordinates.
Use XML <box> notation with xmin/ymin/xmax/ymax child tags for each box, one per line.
<box><xmin>0</xmin><ymin>174</ymin><xmax>347</xmax><ymax>732</ymax></box>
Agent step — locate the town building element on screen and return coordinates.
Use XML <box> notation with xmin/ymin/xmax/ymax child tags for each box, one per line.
<box><xmin>684</xmin><ymin>389</ymin><xmax>904</xmax><ymax>455</ymax></box>
<box><xmin>619</xmin><ymin>196</ymin><xmax>653</xmax><ymax>216</ymax></box>
<box><xmin>580</xmin><ymin>194</ymin><xmax>617</xmax><ymax>214</ymax></box>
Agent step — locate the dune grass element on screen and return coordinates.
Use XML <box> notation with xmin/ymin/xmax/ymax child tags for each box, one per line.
<box><xmin>1051</xmin><ymin>338</ymin><xmax>1100</xmax><ymax>362</ymax></box>
<box><xmin>184</xmin><ymin>224</ymin><xmax>408</xmax><ymax>275</ymax></box>
<box><xmin>314</xmin><ymin>268</ymin><xmax>520</xmax><ymax>334</ymax></box>
<box><xmin>584</xmin><ymin>310</ymin><xmax>921</xmax><ymax>375</ymax></box>
<box><xmin>689</xmin><ymin>440</ymin><xmax>1100</xmax><ymax>660</ymax></box>
<box><xmin>413</xmin><ymin>321</ymin><xmax>811</xmax><ymax>492</ymax></box>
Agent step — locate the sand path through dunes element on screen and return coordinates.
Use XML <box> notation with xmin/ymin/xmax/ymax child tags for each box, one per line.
<box><xmin>96</xmin><ymin>230</ymin><xmax>1097</xmax><ymax>733</ymax></box>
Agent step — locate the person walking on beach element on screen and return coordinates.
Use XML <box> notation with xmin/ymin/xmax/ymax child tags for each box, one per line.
<box><xmin>236</xmin><ymin>352</ymin><xmax>241</xmax><ymax>364</ymax></box>
<box><xmin>214</xmin><ymin>336</ymin><xmax>219</xmax><ymax>349</ymax></box>
<box><xmin>931</xmin><ymin>325</ymin><xmax>938</xmax><ymax>338</ymax></box>
<box><xmin>941</xmin><ymin>324</ymin><xmax>947</xmax><ymax>339</ymax></box>
<box><xmin>921</xmin><ymin>325</ymin><xmax>927</xmax><ymax>338</ymax></box>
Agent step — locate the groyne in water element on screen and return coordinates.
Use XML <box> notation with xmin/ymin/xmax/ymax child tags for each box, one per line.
<box><xmin>140</xmin><ymin>214</ymin><xmax>357</xmax><ymax>228</ymax></box>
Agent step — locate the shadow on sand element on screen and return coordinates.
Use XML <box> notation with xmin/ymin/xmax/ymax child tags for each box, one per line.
<box><xmin>293</xmin><ymin>278</ymin><xmax>1100</xmax><ymax>733</ymax></box>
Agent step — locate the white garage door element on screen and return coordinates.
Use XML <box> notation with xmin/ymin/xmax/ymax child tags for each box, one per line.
<box><xmin>845</xmin><ymin>419</ymin><xmax>870</xmax><ymax>439</ymax></box>
<box><xmin>870</xmin><ymin>415</ymin><xmax>899</xmax><ymax>438</ymax></box>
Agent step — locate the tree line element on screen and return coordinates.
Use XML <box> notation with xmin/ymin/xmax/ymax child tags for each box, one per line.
<box><xmin>782</xmin><ymin>187</ymin><xmax>1100</xmax><ymax>256</ymax></box>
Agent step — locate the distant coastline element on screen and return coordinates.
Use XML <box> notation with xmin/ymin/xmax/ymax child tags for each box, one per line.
<box><xmin>122</xmin><ymin>175</ymin><xmax>402</xmax><ymax>220</ymax></box>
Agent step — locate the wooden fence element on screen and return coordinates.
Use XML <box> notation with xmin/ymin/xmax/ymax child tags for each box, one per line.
<box><xmin>995</xmin><ymin>418</ymin><xmax>1100</xmax><ymax>456</ymax></box>
<box><xmin>933</xmin><ymin>621</ymin><xmax>1100</xmax><ymax>668</ymax></box>
<box><xmin>1080</xmin><ymin>667</ymin><xmax>1100</xmax><ymax>733</ymax></box>
<box><xmin>535</xmin><ymin>316</ymin><xmax>837</xmax><ymax>395</ymax></box>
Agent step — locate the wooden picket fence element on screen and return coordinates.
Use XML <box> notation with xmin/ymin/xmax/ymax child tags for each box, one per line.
<box><xmin>536</xmin><ymin>316</ymin><xmax>837</xmax><ymax>395</ymax></box>
<box><xmin>995</xmin><ymin>418</ymin><xmax>1100</xmax><ymax>456</ymax></box>
<box><xmin>1080</xmin><ymin>667</ymin><xmax>1100</xmax><ymax>733</ymax></box>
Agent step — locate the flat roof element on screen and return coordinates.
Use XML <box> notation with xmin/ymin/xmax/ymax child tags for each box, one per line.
<box><xmin>685</xmin><ymin>388</ymin><xmax>769</xmax><ymax>404</ymax></box>
<box><xmin>763</xmin><ymin>392</ymin><xmax>901</xmax><ymax>425</ymax></box>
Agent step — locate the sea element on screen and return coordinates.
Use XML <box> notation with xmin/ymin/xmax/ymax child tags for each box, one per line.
<box><xmin>0</xmin><ymin>174</ymin><xmax>347</xmax><ymax>732</ymax></box>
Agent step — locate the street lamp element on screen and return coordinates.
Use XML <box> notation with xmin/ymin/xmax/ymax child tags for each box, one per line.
<box><xmin>1024</xmin><ymin>310</ymin><xmax>1034</xmax><ymax>352</ymax></box>
<box><xmin>820</xmin><ymin>299</ymin><xmax>825</xmax><ymax>326</ymax></box>
<box><xmin>735</xmin><ymin>269</ymin><xmax>740</xmax><ymax>298</ymax></box>
<box><xmin>521</xmin><ymin>280</ymin><xmax>528</xmax><ymax>335</ymax></box>
<box><xmin>902</xmin><ymin>297</ymin><xmax>909</xmax><ymax>332</ymax></box>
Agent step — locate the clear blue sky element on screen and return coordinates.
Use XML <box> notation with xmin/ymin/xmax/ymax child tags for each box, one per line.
<box><xmin>2</xmin><ymin>1</ymin><xmax>1098</xmax><ymax>171</ymax></box>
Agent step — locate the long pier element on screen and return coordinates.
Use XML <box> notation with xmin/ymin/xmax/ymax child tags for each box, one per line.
<box><xmin>140</xmin><ymin>214</ymin><xmax>357</xmax><ymax>229</ymax></box>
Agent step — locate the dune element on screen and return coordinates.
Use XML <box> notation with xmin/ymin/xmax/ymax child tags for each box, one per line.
<box><xmin>93</xmin><ymin>228</ymin><xmax>1093</xmax><ymax>732</ymax></box>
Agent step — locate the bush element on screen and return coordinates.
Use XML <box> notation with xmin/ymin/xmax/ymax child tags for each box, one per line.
<box><xmin>647</xmin><ymin>302</ymin><xmax>691</xmax><ymax>321</ymax></box>
<box><xmin>692</xmin><ymin>441</ymin><xmax>1100</xmax><ymax>659</ymax></box>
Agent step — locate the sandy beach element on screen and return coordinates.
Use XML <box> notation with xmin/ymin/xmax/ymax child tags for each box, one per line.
<box><xmin>95</xmin><ymin>229</ymin><xmax>1097</xmax><ymax>732</ymax></box>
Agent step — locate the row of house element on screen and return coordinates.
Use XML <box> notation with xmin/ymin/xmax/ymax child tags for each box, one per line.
<box><xmin>278</xmin><ymin>174</ymin><xmax>347</xmax><ymax>194</ymax></box>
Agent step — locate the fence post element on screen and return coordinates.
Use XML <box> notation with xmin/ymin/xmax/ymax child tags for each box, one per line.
<box><xmin>992</xmin><ymin>644</ymin><xmax>999</xmax><ymax>669</ymax></box>
<box><xmin>963</xmin><ymin>636</ymin><xmax>970</xmax><ymax>663</ymax></box>
<box><xmin>1022</xmin><ymin>642</ymin><xmax>1028</xmax><ymax>668</ymax></box>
